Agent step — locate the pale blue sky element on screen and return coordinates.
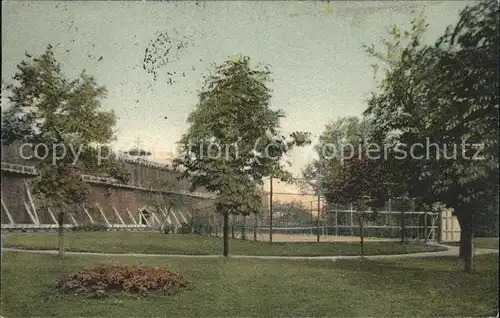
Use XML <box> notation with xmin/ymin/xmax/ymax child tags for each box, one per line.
<box><xmin>2</xmin><ymin>0</ymin><xmax>470</xmax><ymax>175</ymax></box>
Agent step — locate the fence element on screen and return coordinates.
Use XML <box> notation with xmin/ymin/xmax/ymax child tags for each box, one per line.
<box><xmin>223</xmin><ymin>207</ymin><xmax>439</xmax><ymax>242</ymax></box>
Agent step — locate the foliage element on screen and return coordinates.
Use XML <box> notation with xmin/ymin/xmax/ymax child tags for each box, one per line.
<box><xmin>174</xmin><ymin>55</ymin><xmax>310</xmax><ymax>217</ymax></box>
<box><xmin>171</xmin><ymin>220</ymin><xmax>211</xmax><ymax>235</ymax></box>
<box><xmin>71</xmin><ymin>224</ymin><xmax>109</xmax><ymax>232</ymax></box>
<box><xmin>146</xmin><ymin>180</ymin><xmax>187</xmax><ymax>230</ymax></box>
<box><xmin>189</xmin><ymin>218</ymin><xmax>210</xmax><ymax>235</ymax></box>
<box><xmin>162</xmin><ymin>224</ymin><xmax>176</xmax><ymax>234</ymax></box>
<box><xmin>315</xmin><ymin>116</ymin><xmax>373</xmax><ymax>160</ymax></box>
<box><xmin>1</xmin><ymin>46</ymin><xmax>130</xmax><ymax>210</ymax></box>
<box><xmin>34</xmin><ymin>165</ymin><xmax>92</xmax><ymax>209</ymax></box>
<box><xmin>364</xmin><ymin>2</ymin><xmax>499</xmax><ymax>226</ymax></box>
<box><xmin>363</xmin><ymin>1</ymin><xmax>499</xmax><ymax>269</ymax></box>
<box><xmin>273</xmin><ymin>202</ymin><xmax>310</xmax><ymax>224</ymax></box>
<box><xmin>302</xmin><ymin>116</ymin><xmax>396</xmax><ymax>212</ymax></box>
<box><xmin>57</xmin><ymin>264</ymin><xmax>188</xmax><ymax>297</ymax></box>
<box><xmin>178</xmin><ymin>222</ymin><xmax>192</xmax><ymax>234</ymax></box>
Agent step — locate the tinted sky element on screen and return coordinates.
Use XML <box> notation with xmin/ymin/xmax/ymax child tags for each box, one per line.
<box><xmin>1</xmin><ymin>0</ymin><xmax>470</xmax><ymax>175</ymax></box>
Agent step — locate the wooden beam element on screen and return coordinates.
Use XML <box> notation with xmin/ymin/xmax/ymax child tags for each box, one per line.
<box><xmin>47</xmin><ymin>208</ymin><xmax>59</xmax><ymax>225</ymax></box>
<box><xmin>95</xmin><ymin>203</ymin><xmax>110</xmax><ymax>226</ymax></box>
<box><xmin>23</xmin><ymin>200</ymin><xmax>38</xmax><ymax>225</ymax></box>
<box><xmin>24</xmin><ymin>179</ymin><xmax>39</xmax><ymax>224</ymax></box>
<box><xmin>112</xmin><ymin>205</ymin><xmax>126</xmax><ymax>225</ymax></box>
<box><xmin>1</xmin><ymin>198</ymin><xmax>15</xmax><ymax>224</ymax></box>
<box><xmin>82</xmin><ymin>205</ymin><xmax>95</xmax><ymax>224</ymax></box>
<box><xmin>125</xmin><ymin>208</ymin><xmax>137</xmax><ymax>225</ymax></box>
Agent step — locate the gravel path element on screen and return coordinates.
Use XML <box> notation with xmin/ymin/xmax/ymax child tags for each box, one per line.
<box><xmin>3</xmin><ymin>244</ymin><xmax>498</xmax><ymax>260</ymax></box>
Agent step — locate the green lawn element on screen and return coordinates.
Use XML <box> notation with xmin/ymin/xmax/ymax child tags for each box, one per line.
<box><xmin>446</xmin><ymin>237</ymin><xmax>499</xmax><ymax>250</ymax></box>
<box><xmin>3</xmin><ymin>232</ymin><xmax>446</xmax><ymax>256</ymax></box>
<box><xmin>1</xmin><ymin>251</ymin><xmax>498</xmax><ymax>317</ymax></box>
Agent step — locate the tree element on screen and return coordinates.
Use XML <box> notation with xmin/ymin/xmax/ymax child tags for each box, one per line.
<box><xmin>301</xmin><ymin>116</ymin><xmax>377</xmax><ymax>194</ymax></box>
<box><xmin>364</xmin><ymin>1</ymin><xmax>499</xmax><ymax>272</ymax></box>
<box><xmin>273</xmin><ymin>202</ymin><xmax>310</xmax><ymax>226</ymax></box>
<box><xmin>321</xmin><ymin>152</ymin><xmax>392</xmax><ymax>255</ymax></box>
<box><xmin>1</xmin><ymin>46</ymin><xmax>129</xmax><ymax>256</ymax></box>
<box><xmin>174</xmin><ymin>56</ymin><xmax>310</xmax><ymax>256</ymax></box>
<box><xmin>147</xmin><ymin>180</ymin><xmax>187</xmax><ymax>232</ymax></box>
<box><xmin>302</xmin><ymin>116</ymin><xmax>397</xmax><ymax>253</ymax></box>
<box><xmin>302</xmin><ymin>116</ymin><xmax>400</xmax><ymax>203</ymax></box>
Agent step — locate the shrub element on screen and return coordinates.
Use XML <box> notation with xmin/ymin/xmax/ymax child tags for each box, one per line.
<box><xmin>178</xmin><ymin>222</ymin><xmax>191</xmax><ymax>234</ymax></box>
<box><xmin>162</xmin><ymin>224</ymin><xmax>176</xmax><ymax>234</ymax></box>
<box><xmin>57</xmin><ymin>264</ymin><xmax>188</xmax><ymax>297</ymax></box>
<box><xmin>192</xmin><ymin>221</ymin><xmax>208</xmax><ymax>235</ymax></box>
<box><xmin>71</xmin><ymin>224</ymin><xmax>109</xmax><ymax>232</ymax></box>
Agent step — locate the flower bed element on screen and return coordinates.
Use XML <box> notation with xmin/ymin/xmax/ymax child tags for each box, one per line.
<box><xmin>57</xmin><ymin>264</ymin><xmax>188</xmax><ymax>297</ymax></box>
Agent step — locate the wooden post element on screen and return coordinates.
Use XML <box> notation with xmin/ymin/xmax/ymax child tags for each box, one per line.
<box><xmin>212</xmin><ymin>212</ymin><xmax>217</xmax><ymax>237</ymax></box>
<box><xmin>269</xmin><ymin>176</ymin><xmax>273</xmax><ymax>244</ymax></box>
<box><xmin>401</xmin><ymin>207</ymin><xmax>405</xmax><ymax>244</ymax></box>
<box><xmin>350</xmin><ymin>203</ymin><xmax>354</xmax><ymax>236</ymax></box>
<box><xmin>58</xmin><ymin>211</ymin><xmax>65</xmax><ymax>258</ymax></box>
<box><xmin>1</xmin><ymin>233</ymin><xmax>5</xmax><ymax>257</ymax></box>
<box><xmin>231</xmin><ymin>214</ymin><xmax>235</xmax><ymax>239</ymax></box>
<box><xmin>424</xmin><ymin>211</ymin><xmax>428</xmax><ymax>242</ymax></box>
<box><xmin>220</xmin><ymin>214</ymin><xmax>224</xmax><ymax>237</ymax></box>
<box><xmin>191</xmin><ymin>214</ymin><xmax>195</xmax><ymax>234</ymax></box>
<box><xmin>253</xmin><ymin>212</ymin><xmax>258</xmax><ymax>241</ymax></box>
<box><xmin>241</xmin><ymin>215</ymin><xmax>246</xmax><ymax>240</ymax></box>
<box><xmin>360</xmin><ymin>216</ymin><xmax>364</xmax><ymax>256</ymax></box>
<box><xmin>335</xmin><ymin>204</ymin><xmax>338</xmax><ymax>236</ymax></box>
<box><xmin>310</xmin><ymin>201</ymin><xmax>314</xmax><ymax>235</ymax></box>
<box><xmin>316</xmin><ymin>194</ymin><xmax>321</xmax><ymax>242</ymax></box>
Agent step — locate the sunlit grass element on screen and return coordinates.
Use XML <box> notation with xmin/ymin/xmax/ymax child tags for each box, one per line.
<box><xmin>1</xmin><ymin>252</ymin><xmax>497</xmax><ymax>317</ymax></box>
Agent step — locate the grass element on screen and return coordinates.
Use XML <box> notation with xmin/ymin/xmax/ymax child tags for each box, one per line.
<box><xmin>3</xmin><ymin>231</ymin><xmax>446</xmax><ymax>256</ymax></box>
<box><xmin>1</xmin><ymin>251</ymin><xmax>498</xmax><ymax>317</ymax></box>
<box><xmin>445</xmin><ymin>237</ymin><xmax>499</xmax><ymax>250</ymax></box>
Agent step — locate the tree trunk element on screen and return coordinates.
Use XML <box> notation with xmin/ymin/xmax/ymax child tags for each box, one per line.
<box><xmin>58</xmin><ymin>211</ymin><xmax>65</xmax><ymax>258</ymax></box>
<box><xmin>462</xmin><ymin>228</ymin><xmax>474</xmax><ymax>273</ymax></box>
<box><xmin>231</xmin><ymin>220</ymin><xmax>235</xmax><ymax>239</ymax></box>
<box><xmin>400</xmin><ymin>208</ymin><xmax>405</xmax><ymax>244</ymax></box>
<box><xmin>360</xmin><ymin>216</ymin><xmax>364</xmax><ymax>257</ymax></box>
<box><xmin>241</xmin><ymin>216</ymin><xmax>246</xmax><ymax>240</ymax></box>
<box><xmin>253</xmin><ymin>213</ymin><xmax>258</xmax><ymax>242</ymax></box>
<box><xmin>456</xmin><ymin>210</ymin><xmax>474</xmax><ymax>273</ymax></box>
<box><xmin>223</xmin><ymin>211</ymin><xmax>229</xmax><ymax>257</ymax></box>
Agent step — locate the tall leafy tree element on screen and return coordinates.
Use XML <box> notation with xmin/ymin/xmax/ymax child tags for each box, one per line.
<box><xmin>1</xmin><ymin>46</ymin><xmax>129</xmax><ymax>238</ymax></box>
<box><xmin>300</xmin><ymin>116</ymin><xmax>372</xmax><ymax>193</ymax></box>
<box><xmin>174</xmin><ymin>56</ymin><xmax>310</xmax><ymax>256</ymax></box>
<box><xmin>364</xmin><ymin>1</ymin><xmax>499</xmax><ymax>272</ymax></box>
<box><xmin>302</xmin><ymin>116</ymin><xmax>399</xmax><ymax>198</ymax></box>
<box><xmin>305</xmin><ymin>117</ymin><xmax>396</xmax><ymax>253</ymax></box>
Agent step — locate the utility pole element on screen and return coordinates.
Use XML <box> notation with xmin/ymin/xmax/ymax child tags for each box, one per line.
<box><xmin>269</xmin><ymin>176</ymin><xmax>273</xmax><ymax>244</ymax></box>
<box><xmin>316</xmin><ymin>169</ymin><xmax>322</xmax><ymax>243</ymax></box>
